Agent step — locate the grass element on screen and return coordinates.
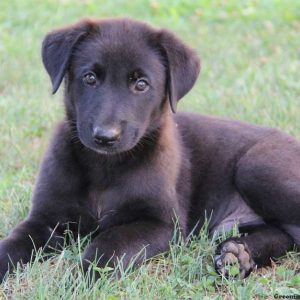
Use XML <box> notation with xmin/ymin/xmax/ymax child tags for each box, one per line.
<box><xmin>0</xmin><ymin>0</ymin><xmax>300</xmax><ymax>298</ymax></box>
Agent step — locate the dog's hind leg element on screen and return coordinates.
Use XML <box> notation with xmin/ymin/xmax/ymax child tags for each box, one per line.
<box><xmin>214</xmin><ymin>224</ymin><xmax>294</xmax><ymax>278</ymax></box>
<box><xmin>214</xmin><ymin>131</ymin><xmax>300</xmax><ymax>278</ymax></box>
<box><xmin>234</xmin><ymin>131</ymin><xmax>300</xmax><ymax>245</ymax></box>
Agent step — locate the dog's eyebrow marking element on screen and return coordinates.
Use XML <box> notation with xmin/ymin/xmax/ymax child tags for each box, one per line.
<box><xmin>92</xmin><ymin>63</ymin><xmax>105</xmax><ymax>73</ymax></box>
<box><xmin>76</xmin><ymin>63</ymin><xmax>105</xmax><ymax>76</ymax></box>
<box><xmin>130</xmin><ymin>69</ymin><xmax>145</xmax><ymax>78</ymax></box>
<box><xmin>128</xmin><ymin>69</ymin><xmax>151</xmax><ymax>84</ymax></box>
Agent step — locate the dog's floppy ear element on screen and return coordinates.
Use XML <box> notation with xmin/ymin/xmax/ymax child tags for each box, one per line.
<box><xmin>42</xmin><ymin>20</ymin><xmax>96</xmax><ymax>94</ymax></box>
<box><xmin>158</xmin><ymin>30</ymin><xmax>200</xmax><ymax>113</ymax></box>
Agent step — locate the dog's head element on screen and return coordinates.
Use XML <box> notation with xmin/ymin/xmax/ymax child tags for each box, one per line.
<box><xmin>42</xmin><ymin>18</ymin><xmax>200</xmax><ymax>154</ymax></box>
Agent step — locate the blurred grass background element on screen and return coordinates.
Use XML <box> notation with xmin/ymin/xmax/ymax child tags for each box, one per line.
<box><xmin>0</xmin><ymin>0</ymin><xmax>300</xmax><ymax>299</ymax></box>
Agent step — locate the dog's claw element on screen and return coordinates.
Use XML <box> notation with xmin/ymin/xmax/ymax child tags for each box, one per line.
<box><xmin>214</xmin><ymin>240</ymin><xmax>256</xmax><ymax>279</ymax></box>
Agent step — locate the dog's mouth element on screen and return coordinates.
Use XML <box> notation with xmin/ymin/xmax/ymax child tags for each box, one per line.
<box><xmin>91</xmin><ymin>140</ymin><xmax>138</xmax><ymax>156</ymax></box>
<box><xmin>82</xmin><ymin>133</ymin><xmax>141</xmax><ymax>156</ymax></box>
<box><xmin>91</xmin><ymin>128</ymin><xmax>158</xmax><ymax>156</ymax></box>
<box><xmin>92</xmin><ymin>144</ymin><xmax>123</xmax><ymax>155</ymax></box>
<box><xmin>75</xmin><ymin>123</ymin><xmax>144</xmax><ymax>156</ymax></box>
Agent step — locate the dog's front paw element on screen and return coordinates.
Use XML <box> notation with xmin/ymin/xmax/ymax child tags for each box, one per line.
<box><xmin>0</xmin><ymin>243</ymin><xmax>13</xmax><ymax>283</ymax></box>
<box><xmin>214</xmin><ymin>239</ymin><xmax>256</xmax><ymax>279</ymax></box>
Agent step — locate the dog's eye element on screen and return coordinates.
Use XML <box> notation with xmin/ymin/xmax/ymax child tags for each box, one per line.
<box><xmin>83</xmin><ymin>72</ymin><xmax>97</xmax><ymax>86</ymax></box>
<box><xmin>134</xmin><ymin>79</ymin><xmax>148</xmax><ymax>92</ymax></box>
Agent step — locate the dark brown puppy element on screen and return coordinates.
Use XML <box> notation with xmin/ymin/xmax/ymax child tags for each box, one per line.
<box><xmin>0</xmin><ymin>18</ymin><xmax>299</xmax><ymax>281</ymax></box>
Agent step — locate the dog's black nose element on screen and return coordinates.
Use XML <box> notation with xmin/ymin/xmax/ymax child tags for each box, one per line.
<box><xmin>93</xmin><ymin>127</ymin><xmax>121</xmax><ymax>146</ymax></box>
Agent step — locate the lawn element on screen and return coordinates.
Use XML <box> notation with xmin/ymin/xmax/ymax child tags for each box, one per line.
<box><xmin>0</xmin><ymin>0</ymin><xmax>300</xmax><ymax>299</ymax></box>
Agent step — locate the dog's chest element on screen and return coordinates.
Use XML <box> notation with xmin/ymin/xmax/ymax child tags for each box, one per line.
<box><xmin>86</xmin><ymin>170</ymin><xmax>142</xmax><ymax>226</ymax></box>
<box><xmin>88</xmin><ymin>184</ymin><xmax>124</xmax><ymax>222</ymax></box>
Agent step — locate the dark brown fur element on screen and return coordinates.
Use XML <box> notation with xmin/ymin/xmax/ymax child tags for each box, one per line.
<box><xmin>0</xmin><ymin>18</ymin><xmax>299</xmax><ymax>281</ymax></box>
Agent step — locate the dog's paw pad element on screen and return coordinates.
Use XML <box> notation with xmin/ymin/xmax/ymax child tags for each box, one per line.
<box><xmin>214</xmin><ymin>240</ymin><xmax>256</xmax><ymax>279</ymax></box>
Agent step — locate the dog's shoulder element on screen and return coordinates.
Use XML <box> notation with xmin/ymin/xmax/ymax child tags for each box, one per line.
<box><xmin>175</xmin><ymin>112</ymin><xmax>274</xmax><ymax>138</ymax></box>
<box><xmin>174</xmin><ymin>112</ymin><xmax>276</xmax><ymax>163</ymax></box>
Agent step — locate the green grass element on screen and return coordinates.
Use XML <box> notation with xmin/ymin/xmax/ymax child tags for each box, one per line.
<box><xmin>1</xmin><ymin>0</ymin><xmax>300</xmax><ymax>298</ymax></box>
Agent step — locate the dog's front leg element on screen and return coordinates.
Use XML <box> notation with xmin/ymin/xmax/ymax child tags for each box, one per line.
<box><xmin>0</xmin><ymin>218</ymin><xmax>61</xmax><ymax>282</ymax></box>
<box><xmin>82</xmin><ymin>218</ymin><xmax>173</xmax><ymax>276</ymax></box>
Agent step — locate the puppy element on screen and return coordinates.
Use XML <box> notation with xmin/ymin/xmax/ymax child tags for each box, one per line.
<box><xmin>0</xmin><ymin>18</ymin><xmax>299</xmax><ymax>281</ymax></box>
